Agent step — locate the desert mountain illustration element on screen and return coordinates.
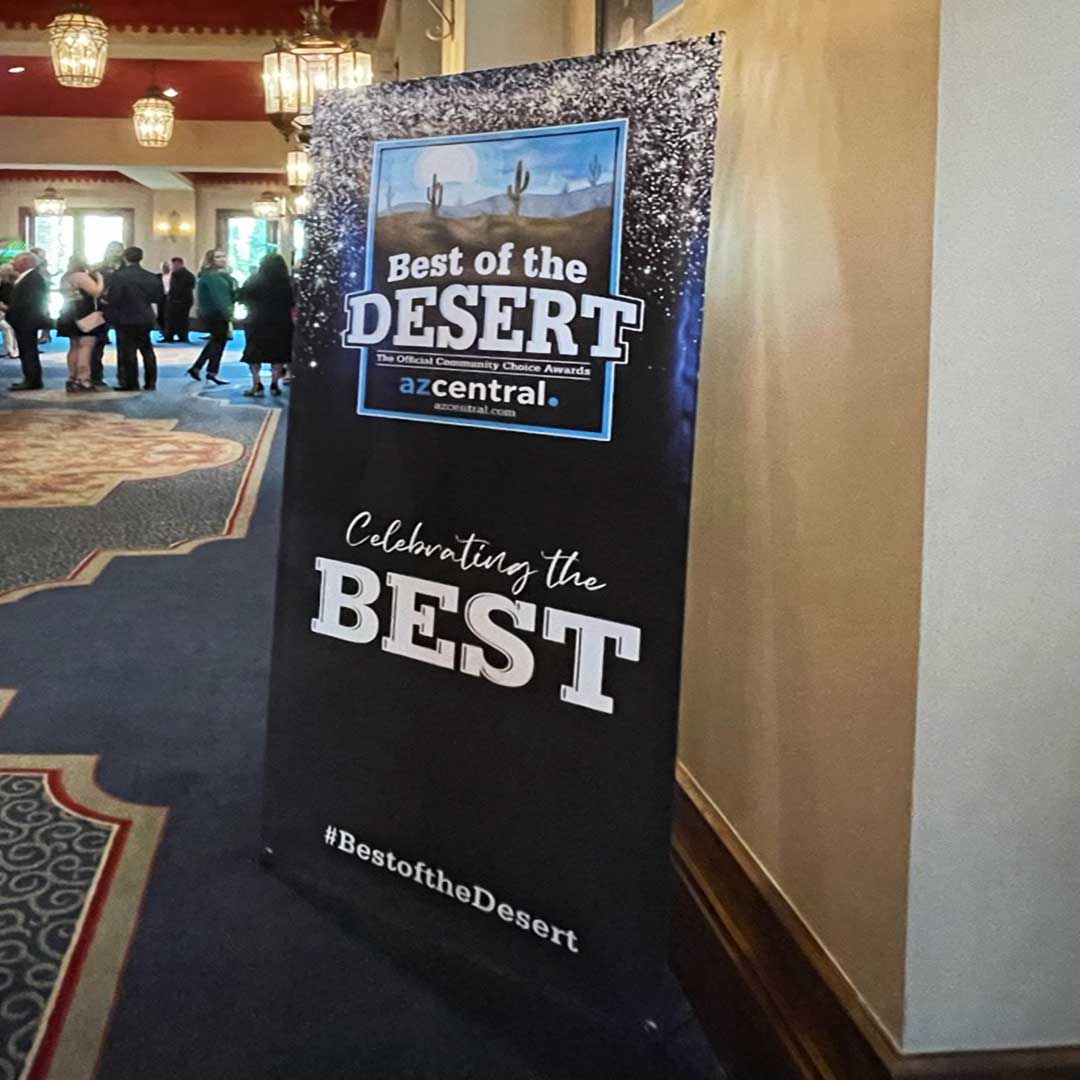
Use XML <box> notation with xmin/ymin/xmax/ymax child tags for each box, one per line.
<box><xmin>380</xmin><ymin>181</ymin><xmax>615</xmax><ymax>220</ymax></box>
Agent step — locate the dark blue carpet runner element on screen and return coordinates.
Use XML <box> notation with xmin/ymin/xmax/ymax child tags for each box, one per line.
<box><xmin>0</xmin><ymin>344</ymin><xmax>722</xmax><ymax>1080</ymax></box>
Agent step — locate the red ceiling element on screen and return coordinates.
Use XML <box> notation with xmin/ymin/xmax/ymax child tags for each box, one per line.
<box><xmin>0</xmin><ymin>169</ymin><xmax>286</xmax><ymax>185</ymax></box>
<box><xmin>1</xmin><ymin>1</ymin><xmax>384</xmax><ymax>37</ymax></box>
<box><xmin>0</xmin><ymin>56</ymin><xmax>265</xmax><ymax>120</ymax></box>
<box><xmin>0</xmin><ymin>169</ymin><xmax>131</xmax><ymax>182</ymax></box>
<box><xmin>186</xmin><ymin>173</ymin><xmax>286</xmax><ymax>185</ymax></box>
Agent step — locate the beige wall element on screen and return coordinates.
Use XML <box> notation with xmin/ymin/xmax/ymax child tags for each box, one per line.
<box><xmin>0</xmin><ymin>176</ymin><xmax>295</xmax><ymax>278</ymax></box>
<box><xmin>906</xmin><ymin>0</ymin><xmax>1080</xmax><ymax>1051</ymax></box>
<box><xmin>389</xmin><ymin>0</ymin><xmax>443</xmax><ymax>80</ymax></box>
<box><xmin>0</xmin><ymin>179</ymin><xmax>153</xmax><ymax>258</ymax></box>
<box><xmin>441</xmin><ymin>0</ymin><xmax>575</xmax><ymax>73</ymax></box>
<box><xmin>569</xmin><ymin>0</ymin><xmax>596</xmax><ymax>55</ymax></box>
<box><xmin>0</xmin><ymin>118</ymin><xmax>286</xmax><ymax>172</ymax></box>
<box><xmin>446</xmin><ymin>0</ymin><xmax>938</xmax><ymax>1041</ymax></box>
<box><xmin>639</xmin><ymin>0</ymin><xmax>940</xmax><ymax>1039</ymax></box>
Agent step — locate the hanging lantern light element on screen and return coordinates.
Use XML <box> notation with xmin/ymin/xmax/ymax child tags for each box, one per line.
<box><xmin>291</xmin><ymin>3</ymin><xmax>344</xmax><ymax>121</ymax></box>
<box><xmin>264</xmin><ymin>2</ymin><xmax>372</xmax><ymax>141</ymax></box>
<box><xmin>286</xmin><ymin>141</ymin><xmax>311</xmax><ymax>191</ymax></box>
<box><xmin>335</xmin><ymin>42</ymin><xmax>373</xmax><ymax>93</ymax></box>
<box><xmin>293</xmin><ymin>191</ymin><xmax>311</xmax><ymax>217</ymax></box>
<box><xmin>132</xmin><ymin>87</ymin><xmax>175</xmax><ymax>148</ymax></box>
<box><xmin>262</xmin><ymin>40</ymin><xmax>300</xmax><ymax>139</ymax></box>
<box><xmin>34</xmin><ymin>187</ymin><xmax>67</xmax><ymax>216</ymax></box>
<box><xmin>252</xmin><ymin>192</ymin><xmax>283</xmax><ymax>221</ymax></box>
<box><xmin>47</xmin><ymin>4</ymin><xmax>109</xmax><ymax>89</ymax></box>
<box><xmin>292</xmin><ymin>35</ymin><xmax>373</xmax><ymax>139</ymax></box>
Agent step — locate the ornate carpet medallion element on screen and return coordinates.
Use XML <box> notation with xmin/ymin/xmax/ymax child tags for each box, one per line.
<box><xmin>0</xmin><ymin>410</ymin><xmax>243</xmax><ymax>510</ymax></box>
<box><xmin>0</xmin><ymin>402</ymin><xmax>279</xmax><ymax>604</ymax></box>
<box><xmin>0</xmin><ymin>754</ymin><xmax>166</xmax><ymax>1080</ymax></box>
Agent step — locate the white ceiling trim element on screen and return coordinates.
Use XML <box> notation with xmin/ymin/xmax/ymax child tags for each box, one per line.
<box><xmin>116</xmin><ymin>167</ymin><xmax>195</xmax><ymax>190</ymax></box>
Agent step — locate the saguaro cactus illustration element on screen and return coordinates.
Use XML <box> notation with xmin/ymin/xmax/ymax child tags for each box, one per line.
<box><xmin>588</xmin><ymin>155</ymin><xmax>603</xmax><ymax>187</ymax></box>
<box><xmin>506</xmin><ymin>159</ymin><xmax>530</xmax><ymax>216</ymax></box>
<box><xmin>426</xmin><ymin>173</ymin><xmax>443</xmax><ymax>215</ymax></box>
<box><xmin>385</xmin><ymin>184</ymin><xmax>395</xmax><ymax>211</ymax></box>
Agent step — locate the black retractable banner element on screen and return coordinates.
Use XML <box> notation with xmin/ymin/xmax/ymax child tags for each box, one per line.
<box><xmin>263</xmin><ymin>38</ymin><xmax>723</xmax><ymax>1033</ymax></box>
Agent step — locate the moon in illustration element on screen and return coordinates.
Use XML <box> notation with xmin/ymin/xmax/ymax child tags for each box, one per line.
<box><xmin>414</xmin><ymin>143</ymin><xmax>479</xmax><ymax>186</ymax></box>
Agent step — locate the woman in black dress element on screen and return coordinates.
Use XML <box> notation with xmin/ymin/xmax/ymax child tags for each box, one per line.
<box><xmin>57</xmin><ymin>255</ymin><xmax>106</xmax><ymax>392</ymax></box>
<box><xmin>238</xmin><ymin>253</ymin><xmax>294</xmax><ymax>397</ymax></box>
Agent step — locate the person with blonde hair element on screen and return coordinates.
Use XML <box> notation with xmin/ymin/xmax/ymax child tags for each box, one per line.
<box><xmin>186</xmin><ymin>248</ymin><xmax>236</xmax><ymax>385</ymax></box>
<box><xmin>56</xmin><ymin>254</ymin><xmax>106</xmax><ymax>392</ymax></box>
<box><xmin>89</xmin><ymin>239</ymin><xmax>125</xmax><ymax>386</ymax></box>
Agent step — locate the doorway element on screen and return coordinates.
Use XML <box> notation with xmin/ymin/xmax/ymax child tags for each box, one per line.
<box><xmin>21</xmin><ymin>208</ymin><xmax>133</xmax><ymax>317</ymax></box>
<box><xmin>291</xmin><ymin>218</ymin><xmax>307</xmax><ymax>265</ymax></box>
<box><xmin>216</xmin><ymin>211</ymin><xmax>280</xmax><ymax>320</ymax></box>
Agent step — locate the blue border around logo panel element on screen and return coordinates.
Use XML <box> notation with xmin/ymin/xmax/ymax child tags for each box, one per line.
<box><xmin>350</xmin><ymin>118</ymin><xmax>630</xmax><ymax>442</ymax></box>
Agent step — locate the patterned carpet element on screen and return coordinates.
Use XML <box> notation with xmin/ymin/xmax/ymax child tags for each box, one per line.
<box><xmin>0</xmin><ymin>339</ymin><xmax>281</xmax><ymax>604</ymax></box>
<box><xmin>0</xmin><ymin>690</ymin><xmax>167</xmax><ymax>1080</ymax></box>
<box><xmin>0</xmin><ymin>336</ymin><xmax>277</xmax><ymax>1079</ymax></box>
<box><xmin>0</xmin><ymin>337</ymin><xmax>723</xmax><ymax>1080</ymax></box>
<box><xmin>0</xmin><ymin>411</ymin><xmax>243</xmax><ymax>509</ymax></box>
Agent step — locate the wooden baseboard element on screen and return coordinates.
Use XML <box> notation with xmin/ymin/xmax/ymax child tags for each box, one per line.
<box><xmin>669</xmin><ymin>764</ymin><xmax>1080</xmax><ymax>1080</ymax></box>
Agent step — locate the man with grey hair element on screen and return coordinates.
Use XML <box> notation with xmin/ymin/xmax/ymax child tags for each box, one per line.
<box><xmin>6</xmin><ymin>252</ymin><xmax>50</xmax><ymax>390</ymax></box>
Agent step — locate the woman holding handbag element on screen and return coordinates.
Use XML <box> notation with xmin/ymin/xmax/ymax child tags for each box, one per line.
<box><xmin>57</xmin><ymin>255</ymin><xmax>106</xmax><ymax>393</ymax></box>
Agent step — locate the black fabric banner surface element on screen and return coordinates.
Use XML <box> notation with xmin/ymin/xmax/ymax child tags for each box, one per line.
<box><xmin>263</xmin><ymin>38</ymin><xmax>723</xmax><ymax>1033</ymax></box>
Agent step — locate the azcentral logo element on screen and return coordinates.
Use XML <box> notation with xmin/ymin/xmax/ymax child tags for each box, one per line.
<box><xmin>397</xmin><ymin>376</ymin><xmax>559</xmax><ymax>408</ymax></box>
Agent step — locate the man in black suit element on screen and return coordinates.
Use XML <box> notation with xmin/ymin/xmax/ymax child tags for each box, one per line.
<box><xmin>29</xmin><ymin>246</ymin><xmax>54</xmax><ymax>347</ymax></box>
<box><xmin>6</xmin><ymin>252</ymin><xmax>51</xmax><ymax>390</ymax></box>
<box><xmin>162</xmin><ymin>256</ymin><xmax>196</xmax><ymax>343</ymax></box>
<box><xmin>105</xmin><ymin>247</ymin><xmax>164</xmax><ymax>391</ymax></box>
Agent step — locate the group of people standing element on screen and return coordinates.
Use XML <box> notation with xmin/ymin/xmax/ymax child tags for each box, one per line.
<box><xmin>0</xmin><ymin>244</ymin><xmax>294</xmax><ymax>397</ymax></box>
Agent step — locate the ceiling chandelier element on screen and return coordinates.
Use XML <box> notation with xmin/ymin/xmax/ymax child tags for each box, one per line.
<box><xmin>263</xmin><ymin>1</ymin><xmax>372</xmax><ymax>141</ymax></box>
<box><xmin>252</xmin><ymin>192</ymin><xmax>284</xmax><ymax>221</ymax></box>
<box><xmin>47</xmin><ymin>3</ymin><xmax>109</xmax><ymax>88</ymax></box>
<box><xmin>33</xmin><ymin>187</ymin><xmax>67</xmax><ymax>217</ymax></box>
<box><xmin>132</xmin><ymin>87</ymin><xmax>176</xmax><ymax>148</ymax></box>
<box><xmin>286</xmin><ymin>140</ymin><xmax>311</xmax><ymax>191</ymax></box>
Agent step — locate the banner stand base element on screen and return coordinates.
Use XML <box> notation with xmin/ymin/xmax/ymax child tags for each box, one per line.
<box><xmin>260</xmin><ymin>857</ymin><xmax>712</xmax><ymax>1079</ymax></box>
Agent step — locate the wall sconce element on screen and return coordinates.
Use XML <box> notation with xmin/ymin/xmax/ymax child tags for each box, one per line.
<box><xmin>155</xmin><ymin>210</ymin><xmax>192</xmax><ymax>242</ymax></box>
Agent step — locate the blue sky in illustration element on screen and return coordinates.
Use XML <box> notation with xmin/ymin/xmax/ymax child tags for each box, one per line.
<box><xmin>375</xmin><ymin>126</ymin><xmax>619</xmax><ymax>208</ymax></box>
